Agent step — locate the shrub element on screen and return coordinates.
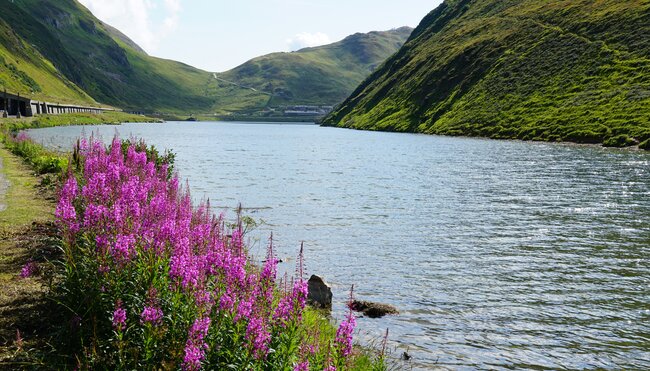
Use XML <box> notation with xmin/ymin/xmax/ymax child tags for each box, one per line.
<box><xmin>53</xmin><ymin>137</ymin><xmax>371</xmax><ymax>370</ymax></box>
<box><xmin>603</xmin><ymin>134</ymin><xmax>637</xmax><ymax>148</ymax></box>
<box><xmin>562</xmin><ymin>130</ymin><xmax>603</xmax><ymax>144</ymax></box>
<box><xmin>3</xmin><ymin>131</ymin><xmax>68</xmax><ymax>174</ymax></box>
<box><xmin>639</xmin><ymin>139</ymin><xmax>650</xmax><ymax>151</ymax></box>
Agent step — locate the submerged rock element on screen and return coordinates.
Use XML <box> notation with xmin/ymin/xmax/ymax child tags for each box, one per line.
<box><xmin>350</xmin><ymin>300</ymin><xmax>399</xmax><ymax>318</ymax></box>
<box><xmin>307</xmin><ymin>275</ymin><xmax>332</xmax><ymax>309</ymax></box>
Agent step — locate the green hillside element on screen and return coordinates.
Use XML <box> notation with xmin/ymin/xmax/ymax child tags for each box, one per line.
<box><xmin>0</xmin><ymin>16</ymin><xmax>96</xmax><ymax>105</ymax></box>
<box><xmin>0</xmin><ymin>0</ymin><xmax>411</xmax><ymax>115</ymax></box>
<box><xmin>215</xmin><ymin>27</ymin><xmax>413</xmax><ymax>110</ymax></box>
<box><xmin>323</xmin><ymin>0</ymin><xmax>650</xmax><ymax>148</ymax></box>
<box><xmin>0</xmin><ymin>0</ymin><xmax>214</xmax><ymax>113</ymax></box>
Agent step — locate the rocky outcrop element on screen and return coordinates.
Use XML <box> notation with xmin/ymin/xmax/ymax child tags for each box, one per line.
<box><xmin>350</xmin><ymin>300</ymin><xmax>399</xmax><ymax>318</ymax></box>
<box><xmin>307</xmin><ymin>275</ymin><xmax>332</xmax><ymax>310</ymax></box>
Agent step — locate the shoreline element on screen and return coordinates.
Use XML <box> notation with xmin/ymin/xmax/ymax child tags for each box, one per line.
<box><xmin>0</xmin><ymin>120</ymin><xmax>390</xmax><ymax>369</ymax></box>
<box><xmin>319</xmin><ymin>122</ymin><xmax>650</xmax><ymax>152</ymax></box>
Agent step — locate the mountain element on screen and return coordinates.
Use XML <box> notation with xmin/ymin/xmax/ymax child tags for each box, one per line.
<box><xmin>0</xmin><ymin>14</ymin><xmax>96</xmax><ymax>106</ymax></box>
<box><xmin>323</xmin><ymin>0</ymin><xmax>650</xmax><ymax>148</ymax></box>
<box><xmin>0</xmin><ymin>0</ymin><xmax>411</xmax><ymax>116</ymax></box>
<box><xmin>0</xmin><ymin>0</ymin><xmax>213</xmax><ymax>113</ymax></box>
<box><xmin>214</xmin><ymin>27</ymin><xmax>413</xmax><ymax>111</ymax></box>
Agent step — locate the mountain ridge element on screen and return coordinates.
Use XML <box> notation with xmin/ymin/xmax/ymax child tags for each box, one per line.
<box><xmin>323</xmin><ymin>0</ymin><xmax>650</xmax><ymax>148</ymax></box>
<box><xmin>0</xmin><ymin>0</ymin><xmax>412</xmax><ymax>115</ymax></box>
<box><xmin>211</xmin><ymin>27</ymin><xmax>413</xmax><ymax>112</ymax></box>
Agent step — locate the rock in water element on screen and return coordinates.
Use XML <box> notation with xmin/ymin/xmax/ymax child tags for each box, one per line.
<box><xmin>350</xmin><ymin>300</ymin><xmax>399</xmax><ymax>318</ymax></box>
<box><xmin>307</xmin><ymin>275</ymin><xmax>332</xmax><ymax>309</ymax></box>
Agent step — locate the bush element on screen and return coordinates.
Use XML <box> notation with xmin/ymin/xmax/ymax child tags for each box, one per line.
<box><xmin>3</xmin><ymin>131</ymin><xmax>68</xmax><ymax>174</ymax></box>
<box><xmin>639</xmin><ymin>139</ymin><xmax>650</xmax><ymax>151</ymax></box>
<box><xmin>603</xmin><ymin>134</ymin><xmax>637</xmax><ymax>148</ymax></box>
<box><xmin>563</xmin><ymin>130</ymin><xmax>603</xmax><ymax>144</ymax></box>
<box><xmin>52</xmin><ymin>137</ymin><xmax>378</xmax><ymax>370</ymax></box>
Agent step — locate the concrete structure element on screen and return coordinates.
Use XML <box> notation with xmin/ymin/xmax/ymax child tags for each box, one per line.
<box><xmin>1</xmin><ymin>90</ymin><xmax>112</xmax><ymax>118</ymax></box>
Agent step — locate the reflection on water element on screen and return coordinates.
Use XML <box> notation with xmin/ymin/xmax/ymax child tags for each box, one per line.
<box><xmin>28</xmin><ymin>122</ymin><xmax>650</xmax><ymax>369</ymax></box>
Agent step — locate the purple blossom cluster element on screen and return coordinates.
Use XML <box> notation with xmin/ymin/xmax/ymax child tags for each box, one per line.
<box><xmin>19</xmin><ymin>261</ymin><xmax>38</xmax><ymax>278</ymax></box>
<box><xmin>55</xmin><ymin>137</ymin><xmax>355</xmax><ymax>369</ymax></box>
<box><xmin>112</xmin><ymin>301</ymin><xmax>127</xmax><ymax>332</ymax></box>
<box><xmin>335</xmin><ymin>287</ymin><xmax>358</xmax><ymax>357</ymax></box>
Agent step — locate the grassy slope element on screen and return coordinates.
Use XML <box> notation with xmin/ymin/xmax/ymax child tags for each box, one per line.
<box><xmin>1</xmin><ymin>0</ymin><xmax>214</xmax><ymax>113</ymax></box>
<box><xmin>323</xmin><ymin>0</ymin><xmax>650</xmax><ymax>147</ymax></box>
<box><xmin>216</xmin><ymin>27</ymin><xmax>413</xmax><ymax>111</ymax></box>
<box><xmin>0</xmin><ymin>145</ymin><xmax>55</xmax><ymax>364</ymax></box>
<box><xmin>0</xmin><ymin>18</ymin><xmax>96</xmax><ymax>105</ymax></box>
<box><xmin>1</xmin><ymin>0</ymin><xmax>413</xmax><ymax>115</ymax></box>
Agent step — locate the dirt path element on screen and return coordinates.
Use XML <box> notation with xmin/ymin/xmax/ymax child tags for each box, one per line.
<box><xmin>0</xmin><ymin>146</ymin><xmax>60</xmax><ymax>367</ymax></box>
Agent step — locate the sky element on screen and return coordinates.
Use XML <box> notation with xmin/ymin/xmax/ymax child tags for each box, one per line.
<box><xmin>77</xmin><ymin>0</ymin><xmax>443</xmax><ymax>72</ymax></box>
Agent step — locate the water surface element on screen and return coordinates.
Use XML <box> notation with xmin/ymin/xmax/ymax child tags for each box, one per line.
<box><xmin>28</xmin><ymin>122</ymin><xmax>650</xmax><ymax>369</ymax></box>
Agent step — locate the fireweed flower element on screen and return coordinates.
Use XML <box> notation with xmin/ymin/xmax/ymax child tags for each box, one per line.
<box><xmin>55</xmin><ymin>176</ymin><xmax>79</xmax><ymax>233</ymax></box>
<box><xmin>218</xmin><ymin>288</ymin><xmax>235</xmax><ymax>312</ymax></box>
<box><xmin>294</xmin><ymin>361</ymin><xmax>309</xmax><ymax>371</ymax></box>
<box><xmin>335</xmin><ymin>286</ymin><xmax>357</xmax><ymax>357</ymax></box>
<box><xmin>15</xmin><ymin>132</ymin><xmax>31</xmax><ymax>143</ymax></box>
<box><xmin>335</xmin><ymin>313</ymin><xmax>356</xmax><ymax>357</ymax></box>
<box><xmin>20</xmin><ymin>261</ymin><xmax>38</xmax><ymax>278</ymax></box>
<box><xmin>140</xmin><ymin>306</ymin><xmax>163</xmax><ymax>326</ymax></box>
<box><xmin>245</xmin><ymin>316</ymin><xmax>271</xmax><ymax>360</ymax></box>
<box><xmin>182</xmin><ymin>317</ymin><xmax>211</xmax><ymax>370</ymax></box>
<box><xmin>274</xmin><ymin>279</ymin><xmax>308</xmax><ymax>325</ymax></box>
<box><xmin>56</xmin><ymin>138</ymin><xmax>360</xmax><ymax>367</ymax></box>
<box><xmin>112</xmin><ymin>301</ymin><xmax>127</xmax><ymax>332</ymax></box>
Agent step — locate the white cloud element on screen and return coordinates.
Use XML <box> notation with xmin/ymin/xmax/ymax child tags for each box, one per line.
<box><xmin>78</xmin><ymin>0</ymin><xmax>182</xmax><ymax>53</ymax></box>
<box><xmin>286</xmin><ymin>32</ymin><xmax>331</xmax><ymax>51</ymax></box>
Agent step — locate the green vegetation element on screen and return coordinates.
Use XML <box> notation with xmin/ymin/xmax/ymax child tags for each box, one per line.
<box><xmin>0</xmin><ymin>17</ymin><xmax>96</xmax><ymax>105</ymax></box>
<box><xmin>5</xmin><ymin>134</ymin><xmax>67</xmax><ymax>175</ymax></box>
<box><xmin>0</xmin><ymin>145</ymin><xmax>54</xmax><ymax>227</ymax></box>
<box><xmin>0</xmin><ymin>1</ymin><xmax>411</xmax><ymax>115</ymax></box>
<box><xmin>0</xmin><ymin>143</ymin><xmax>58</xmax><ymax>366</ymax></box>
<box><xmin>323</xmin><ymin>0</ymin><xmax>650</xmax><ymax>149</ymax></box>
<box><xmin>0</xmin><ymin>134</ymin><xmax>388</xmax><ymax>369</ymax></box>
<box><xmin>3</xmin><ymin>111</ymin><xmax>160</xmax><ymax>129</ymax></box>
<box><xmin>215</xmin><ymin>28</ymin><xmax>413</xmax><ymax>112</ymax></box>
<box><xmin>0</xmin><ymin>0</ymin><xmax>213</xmax><ymax>112</ymax></box>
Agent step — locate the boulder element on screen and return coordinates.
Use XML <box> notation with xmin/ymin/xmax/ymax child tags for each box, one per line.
<box><xmin>350</xmin><ymin>300</ymin><xmax>399</xmax><ymax>318</ymax></box>
<box><xmin>307</xmin><ymin>275</ymin><xmax>332</xmax><ymax>309</ymax></box>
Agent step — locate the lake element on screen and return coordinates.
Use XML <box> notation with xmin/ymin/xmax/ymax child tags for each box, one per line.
<box><xmin>27</xmin><ymin>121</ymin><xmax>650</xmax><ymax>369</ymax></box>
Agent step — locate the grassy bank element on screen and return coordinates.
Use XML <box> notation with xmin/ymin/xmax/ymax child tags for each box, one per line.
<box><xmin>2</xmin><ymin>111</ymin><xmax>161</xmax><ymax>130</ymax></box>
<box><xmin>0</xmin><ymin>144</ymin><xmax>59</xmax><ymax>367</ymax></box>
<box><xmin>0</xmin><ymin>127</ymin><xmax>388</xmax><ymax>369</ymax></box>
<box><xmin>323</xmin><ymin>0</ymin><xmax>650</xmax><ymax>150</ymax></box>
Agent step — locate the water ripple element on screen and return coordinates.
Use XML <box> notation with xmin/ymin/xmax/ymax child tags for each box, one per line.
<box><xmin>27</xmin><ymin>122</ymin><xmax>650</xmax><ymax>370</ymax></box>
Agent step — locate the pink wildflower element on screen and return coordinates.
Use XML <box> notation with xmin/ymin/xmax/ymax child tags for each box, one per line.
<box><xmin>112</xmin><ymin>301</ymin><xmax>127</xmax><ymax>332</ymax></box>
<box><xmin>245</xmin><ymin>316</ymin><xmax>271</xmax><ymax>360</ymax></box>
<box><xmin>20</xmin><ymin>261</ymin><xmax>38</xmax><ymax>278</ymax></box>
<box><xmin>140</xmin><ymin>306</ymin><xmax>163</xmax><ymax>326</ymax></box>
<box><xmin>182</xmin><ymin>317</ymin><xmax>211</xmax><ymax>370</ymax></box>
<box><xmin>335</xmin><ymin>286</ymin><xmax>357</xmax><ymax>357</ymax></box>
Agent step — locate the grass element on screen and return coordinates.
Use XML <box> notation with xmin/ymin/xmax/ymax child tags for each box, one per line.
<box><xmin>2</xmin><ymin>111</ymin><xmax>161</xmax><ymax>130</ymax></box>
<box><xmin>1</xmin><ymin>0</ymin><xmax>412</xmax><ymax>115</ymax></box>
<box><xmin>323</xmin><ymin>0</ymin><xmax>650</xmax><ymax>149</ymax></box>
<box><xmin>0</xmin><ymin>130</ymin><xmax>390</xmax><ymax>370</ymax></box>
<box><xmin>0</xmin><ymin>145</ymin><xmax>53</xmax><ymax>229</ymax></box>
<box><xmin>0</xmin><ymin>144</ymin><xmax>58</xmax><ymax>367</ymax></box>
<box><xmin>216</xmin><ymin>27</ymin><xmax>413</xmax><ymax>110</ymax></box>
